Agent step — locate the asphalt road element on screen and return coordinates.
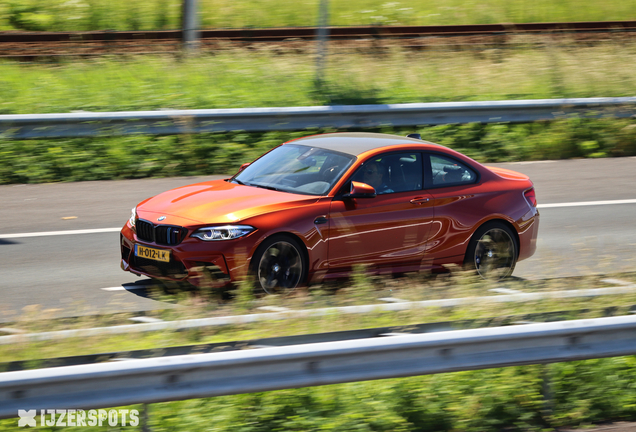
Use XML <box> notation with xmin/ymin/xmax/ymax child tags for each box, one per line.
<box><xmin>1</xmin><ymin>157</ymin><xmax>636</xmax><ymax>320</ymax></box>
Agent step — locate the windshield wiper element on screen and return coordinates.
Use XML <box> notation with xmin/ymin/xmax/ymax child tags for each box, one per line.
<box><xmin>232</xmin><ymin>179</ymin><xmax>281</xmax><ymax>191</ymax></box>
<box><xmin>251</xmin><ymin>184</ymin><xmax>280</xmax><ymax>191</ymax></box>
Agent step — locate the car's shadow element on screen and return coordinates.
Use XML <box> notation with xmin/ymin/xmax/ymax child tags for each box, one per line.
<box><xmin>508</xmin><ymin>276</ymin><xmax>527</xmax><ymax>282</ymax></box>
<box><xmin>120</xmin><ymin>280</ymin><xmax>157</xmax><ymax>299</ymax></box>
<box><xmin>120</xmin><ymin>279</ymin><xmax>204</xmax><ymax>301</ymax></box>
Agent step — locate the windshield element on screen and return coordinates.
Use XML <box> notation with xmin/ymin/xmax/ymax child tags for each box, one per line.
<box><xmin>233</xmin><ymin>144</ymin><xmax>355</xmax><ymax>196</ymax></box>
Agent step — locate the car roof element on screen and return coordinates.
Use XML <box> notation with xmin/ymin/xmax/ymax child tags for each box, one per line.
<box><xmin>287</xmin><ymin>132</ymin><xmax>446</xmax><ymax>156</ymax></box>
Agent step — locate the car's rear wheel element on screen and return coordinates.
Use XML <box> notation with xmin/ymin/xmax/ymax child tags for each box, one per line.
<box><xmin>252</xmin><ymin>235</ymin><xmax>307</xmax><ymax>295</ymax></box>
<box><xmin>464</xmin><ymin>221</ymin><xmax>518</xmax><ymax>280</ymax></box>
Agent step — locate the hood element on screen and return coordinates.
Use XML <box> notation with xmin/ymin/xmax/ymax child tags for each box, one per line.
<box><xmin>485</xmin><ymin>166</ymin><xmax>530</xmax><ymax>181</ymax></box>
<box><xmin>136</xmin><ymin>179</ymin><xmax>320</xmax><ymax>226</ymax></box>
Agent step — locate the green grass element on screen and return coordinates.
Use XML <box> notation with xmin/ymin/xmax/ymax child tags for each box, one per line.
<box><xmin>1</xmin><ymin>272</ymin><xmax>636</xmax><ymax>431</ymax></box>
<box><xmin>1</xmin><ymin>1</ymin><xmax>636</xmax><ymax>423</ymax></box>
<box><xmin>2</xmin><ymin>46</ymin><xmax>636</xmax><ymax>115</ymax></box>
<box><xmin>2</xmin><ymin>0</ymin><xmax>636</xmax><ymax>31</ymax></box>
<box><xmin>1</xmin><ymin>46</ymin><xmax>636</xmax><ymax>184</ymax></box>
<box><xmin>2</xmin><ymin>270</ymin><xmax>635</xmax><ymax>369</ymax></box>
<box><xmin>3</xmin><ymin>358</ymin><xmax>636</xmax><ymax>431</ymax></box>
<box><xmin>5</xmin><ymin>359</ymin><xmax>636</xmax><ymax>431</ymax></box>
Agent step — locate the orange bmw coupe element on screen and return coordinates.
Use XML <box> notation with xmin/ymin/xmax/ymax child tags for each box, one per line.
<box><xmin>120</xmin><ymin>132</ymin><xmax>539</xmax><ymax>293</ymax></box>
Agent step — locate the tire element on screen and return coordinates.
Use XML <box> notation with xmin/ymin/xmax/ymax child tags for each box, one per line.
<box><xmin>464</xmin><ymin>221</ymin><xmax>518</xmax><ymax>280</ymax></box>
<box><xmin>251</xmin><ymin>235</ymin><xmax>308</xmax><ymax>295</ymax></box>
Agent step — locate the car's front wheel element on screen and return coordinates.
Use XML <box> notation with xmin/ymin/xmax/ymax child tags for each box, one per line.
<box><xmin>252</xmin><ymin>235</ymin><xmax>307</xmax><ymax>295</ymax></box>
<box><xmin>464</xmin><ymin>221</ymin><xmax>518</xmax><ymax>280</ymax></box>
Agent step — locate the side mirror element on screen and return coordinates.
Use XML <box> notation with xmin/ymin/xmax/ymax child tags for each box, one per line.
<box><xmin>343</xmin><ymin>181</ymin><xmax>376</xmax><ymax>199</ymax></box>
<box><xmin>238</xmin><ymin>162</ymin><xmax>251</xmax><ymax>173</ymax></box>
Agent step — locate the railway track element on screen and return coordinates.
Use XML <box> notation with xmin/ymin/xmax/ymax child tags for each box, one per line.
<box><xmin>1</xmin><ymin>20</ymin><xmax>636</xmax><ymax>59</ymax></box>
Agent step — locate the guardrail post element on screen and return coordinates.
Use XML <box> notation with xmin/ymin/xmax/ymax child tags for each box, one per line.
<box><xmin>542</xmin><ymin>364</ymin><xmax>554</xmax><ymax>419</ymax></box>
<box><xmin>141</xmin><ymin>404</ymin><xmax>151</xmax><ymax>432</ymax></box>
<box><xmin>182</xmin><ymin>0</ymin><xmax>200</xmax><ymax>53</ymax></box>
<box><xmin>315</xmin><ymin>0</ymin><xmax>330</xmax><ymax>86</ymax></box>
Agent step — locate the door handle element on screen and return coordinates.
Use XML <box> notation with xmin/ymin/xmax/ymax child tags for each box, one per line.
<box><xmin>314</xmin><ymin>216</ymin><xmax>328</xmax><ymax>224</ymax></box>
<box><xmin>410</xmin><ymin>197</ymin><xmax>430</xmax><ymax>204</ymax></box>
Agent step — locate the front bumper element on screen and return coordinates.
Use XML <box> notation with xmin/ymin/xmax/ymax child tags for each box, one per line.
<box><xmin>120</xmin><ymin>223</ymin><xmax>237</xmax><ymax>288</ymax></box>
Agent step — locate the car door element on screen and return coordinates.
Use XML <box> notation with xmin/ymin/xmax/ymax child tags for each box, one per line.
<box><xmin>327</xmin><ymin>152</ymin><xmax>435</xmax><ymax>272</ymax></box>
<box><xmin>423</xmin><ymin>152</ymin><xmax>482</xmax><ymax>260</ymax></box>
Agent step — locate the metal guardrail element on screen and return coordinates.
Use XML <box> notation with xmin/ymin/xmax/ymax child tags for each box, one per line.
<box><xmin>1</xmin><ymin>308</ymin><xmax>596</xmax><ymax>372</ymax></box>
<box><xmin>1</xmin><ymin>285</ymin><xmax>634</xmax><ymax>345</ymax></box>
<box><xmin>1</xmin><ymin>97</ymin><xmax>636</xmax><ymax>139</ymax></box>
<box><xmin>1</xmin><ymin>314</ymin><xmax>636</xmax><ymax>418</ymax></box>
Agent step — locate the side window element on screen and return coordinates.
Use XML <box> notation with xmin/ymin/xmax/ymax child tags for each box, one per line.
<box><xmin>350</xmin><ymin>152</ymin><xmax>422</xmax><ymax>195</ymax></box>
<box><xmin>429</xmin><ymin>154</ymin><xmax>477</xmax><ymax>187</ymax></box>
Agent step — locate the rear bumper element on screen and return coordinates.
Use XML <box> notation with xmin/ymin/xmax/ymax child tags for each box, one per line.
<box><xmin>517</xmin><ymin>211</ymin><xmax>539</xmax><ymax>262</ymax></box>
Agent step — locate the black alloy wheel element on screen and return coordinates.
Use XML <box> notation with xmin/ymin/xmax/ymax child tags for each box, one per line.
<box><xmin>465</xmin><ymin>222</ymin><xmax>518</xmax><ymax>280</ymax></box>
<box><xmin>253</xmin><ymin>235</ymin><xmax>307</xmax><ymax>295</ymax></box>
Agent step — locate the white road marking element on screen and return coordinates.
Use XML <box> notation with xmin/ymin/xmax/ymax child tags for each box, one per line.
<box><xmin>538</xmin><ymin>199</ymin><xmax>636</xmax><ymax>209</ymax></box>
<box><xmin>101</xmin><ymin>285</ymin><xmax>148</xmax><ymax>292</ymax></box>
<box><xmin>2</xmin><ymin>198</ymin><xmax>636</xmax><ymax>239</ymax></box>
<box><xmin>0</xmin><ymin>227</ymin><xmax>121</xmax><ymax>239</ymax></box>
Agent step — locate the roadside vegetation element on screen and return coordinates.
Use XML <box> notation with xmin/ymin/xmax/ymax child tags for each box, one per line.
<box><xmin>3</xmin><ymin>271</ymin><xmax>636</xmax><ymax>365</ymax></box>
<box><xmin>2</xmin><ymin>45</ymin><xmax>636</xmax><ymax>184</ymax></box>
<box><xmin>3</xmin><ymin>46</ymin><xmax>636</xmax><ymax>114</ymax></box>
<box><xmin>143</xmin><ymin>357</ymin><xmax>636</xmax><ymax>431</ymax></box>
<box><xmin>1</xmin><ymin>271</ymin><xmax>636</xmax><ymax>430</ymax></box>
<box><xmin>3</xmin><ymin>118</ymin><xmax>636</xmax><ymax>185</ymax></box>
<box><xmin>2</xmin><ymin>358</ymin><xmax>636</xmax><ymax>431</ymax></box>
<box><xmin>2</xmin><ymin>0</ymin><xmax>636</xmax><ymax>31</ymax></box>
<box><xmin>2</xmin><ymin>3</ymin><xmax>636</xmax><ymax>429</ymax></box>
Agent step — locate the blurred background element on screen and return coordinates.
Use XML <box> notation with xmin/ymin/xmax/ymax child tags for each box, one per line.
<box><xmin>1</xmin><ymin>1</ymin><xmax>636</xmax><ymax>431</ymax></box>
<box><xmin>3</xmin><ymin>0</ymin><xmax>636</xmax><ymax>31</ymax></box>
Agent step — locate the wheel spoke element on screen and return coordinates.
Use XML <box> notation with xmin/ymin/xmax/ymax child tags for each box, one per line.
<box><xmin>474</xmin><ymin>228</ymin><xmax>515</xmax><ymax>279</ymax></box>
<box><xmin>277</xmin><ymin>242</ymin><xmax>291</xmax><ymax>256</ymax></box>
<box><xmin>257</xmin><ymin>240</ymin><xmax>303</xmax><ymax>294</ymax></box>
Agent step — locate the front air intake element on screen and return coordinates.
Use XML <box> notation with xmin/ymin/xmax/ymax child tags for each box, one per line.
<box><xmin>136</xmin><ymin>219</ymin><xmax>155</xmax><ymax>242</ymax></box>
<box><xmin>135</xmin><ymin>219</ymin><xmax>186</xmax><ymax>245</ymax></box>
<box><xmin>155</xmin><ymin>225</ymin><xmax>187</xmax><ymax>246</ymax></box>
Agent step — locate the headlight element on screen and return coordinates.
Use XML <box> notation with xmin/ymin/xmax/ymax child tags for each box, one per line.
<box><xmin>129</xmin><ymin>207</ymin><xmax>137</xmax><ymax>229</ymax></box>
<box><xmin>191</xmin><ymin>225</ymin><xmax>255</xmax><ymax>241</ymax></box>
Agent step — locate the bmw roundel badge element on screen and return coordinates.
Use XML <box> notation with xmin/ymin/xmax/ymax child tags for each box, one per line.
<box><xmin>158</xmin><ymin>216</ymin><xmax>166</xmax><ymax>221</ymax></box>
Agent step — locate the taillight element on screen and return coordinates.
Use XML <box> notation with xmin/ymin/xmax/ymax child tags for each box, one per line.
<box><xmin>524</xmin><ymin>187</ymin><xmax>537</xmax><ymax>207</ymax></box>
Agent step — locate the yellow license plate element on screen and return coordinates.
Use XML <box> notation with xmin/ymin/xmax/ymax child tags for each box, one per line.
<box><xmin>135</xmin><ymin>244</ymin><xmax>170</xmax><ymax>263</ymax></box>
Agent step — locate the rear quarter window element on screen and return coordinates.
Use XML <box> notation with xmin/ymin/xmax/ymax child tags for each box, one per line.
<box><xmin>429</xmin><ymin>154</ymin><xmax>477</xmax><ymax>187</ymax></box>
